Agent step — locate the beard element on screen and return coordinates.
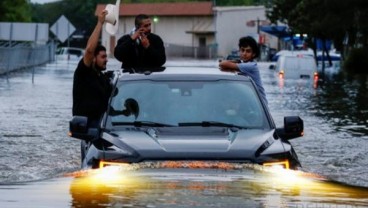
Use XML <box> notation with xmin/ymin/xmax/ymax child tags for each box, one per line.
<box><xmin>94</xmin><ymin>62</ymin><xmax>107</xmax><ymax>71</ymax></box>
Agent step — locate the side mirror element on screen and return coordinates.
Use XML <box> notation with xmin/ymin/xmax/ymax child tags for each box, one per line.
<box><xmin>69</xmin><ymin>116</ymin><xmax>99</xmax><ymax>141</ymax></box>
<box><xmin>276</xmin><ymin>116</ymin><xmax>304</xmax><ymax>140</ymax></box>
<box><xmin>269</xmin><ymin>64</ymin><xmax>275</xmax><ymax>70</ymax></box>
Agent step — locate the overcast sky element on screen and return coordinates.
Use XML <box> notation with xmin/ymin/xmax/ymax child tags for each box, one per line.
<box><xmin>30</xmin><ymin>0</ymin><xmax>60</xmax><ymax>4</ymax></box>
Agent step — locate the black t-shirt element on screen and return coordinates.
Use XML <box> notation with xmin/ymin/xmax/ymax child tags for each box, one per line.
<box><xmin>72</xmin><ymin>59</ymin><xmax>112</xmax><ymax>120</ymax></box>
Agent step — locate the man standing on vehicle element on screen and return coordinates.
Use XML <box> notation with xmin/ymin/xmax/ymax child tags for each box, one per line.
<box><xmin>72</xmin><ymin>9</ymin><xmax>112</xmax><ymax>128</ymax></box>
<box><xmin>114</xmin><ymin>14</ymin><xmax>166</xmax><ymax>71</ymax></box>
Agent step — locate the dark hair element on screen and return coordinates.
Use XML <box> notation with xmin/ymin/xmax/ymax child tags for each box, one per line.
<box><xmin>238</xmin><ymin>36</ymin><xmax>260</xmax><ymax>58</ymax></box>
<box><xmin>94</xmin><ymin>45</ymin><xmax>106</xmax><ymax>56</ymax></box>
<box><xmin>135</xmin><ymin>14</ymin><xmax>150</xmax><ymax>28</ymax></box>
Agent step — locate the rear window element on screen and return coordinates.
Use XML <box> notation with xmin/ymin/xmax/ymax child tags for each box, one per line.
<box><xmin>107</xmin><ymin>80</ymin><xmax>270</xmax><ymax>129</ymax></box>
<box><xmin>284</xmin><ymin>57</ymin><xmax>316</xmax><ymax>71</ymax></box>
<box><xmin>284</xmin><ymin>57</ymin><xmax>298</xmax><ymax>70</ymax></box>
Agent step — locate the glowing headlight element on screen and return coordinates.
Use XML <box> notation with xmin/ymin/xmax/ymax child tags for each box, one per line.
<box><xmin>99</xmin><ymin>161</ymin><xmax>130</xmax><ymax>169</ymax></box>
<box><xmin>263</xmin><ymin>160</ymin><xmax>290</xmax><ymax>170</ymax></box>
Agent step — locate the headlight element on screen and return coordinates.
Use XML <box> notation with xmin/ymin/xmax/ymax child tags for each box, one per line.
<box><xmin>263</xmin><ymin>160</ymin><xmax>290</xmax><ymax>170</ymax></box>
<box><xmin>99</xmin><ymin>161</ymin><xmax>131</xmax><ymax>169</ymax></box>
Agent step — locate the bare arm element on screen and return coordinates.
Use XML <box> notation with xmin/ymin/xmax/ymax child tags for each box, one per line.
<box><xmin>83</xmin><ymin>10</ymin><xmax>107</xmax><ymax>67</ymax></box>
<box><xmin>219</xmin><ymin>60</ymin><xmax>239</xmax><ymax>72</ymax></box>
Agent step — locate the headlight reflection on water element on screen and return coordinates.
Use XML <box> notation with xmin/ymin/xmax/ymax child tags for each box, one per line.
<box><xmin>264</xmin><ymin>166</ymin><xmax>324</xmax><ymax>187</ymax></box>
<box><xmin>67</xmin><ymin>161</ymin><xmax>368</xmax><ymax>207</ymax></box>
<box><xmin>262</xmin><ymin>166</ymin><xmax>368</xmax><ymax>203</ymax></box>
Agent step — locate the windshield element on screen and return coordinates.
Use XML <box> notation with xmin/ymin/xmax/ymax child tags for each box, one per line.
<box><xmin>107</xmin><ymin>80</ymin><xmax>270</xmax><ymax>129</ymax></box>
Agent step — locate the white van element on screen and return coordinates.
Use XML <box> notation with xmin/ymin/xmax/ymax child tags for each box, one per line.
<box><xmin>271</xmin><ymin>55</ymin><xmax>318</xmax><ymax>80</ymax></box>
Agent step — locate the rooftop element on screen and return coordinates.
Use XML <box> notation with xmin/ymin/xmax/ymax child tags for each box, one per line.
<box><xmin>96</xmin><ymin>2</ymin><xmax>213</xmax><ymax>17</ymax></box>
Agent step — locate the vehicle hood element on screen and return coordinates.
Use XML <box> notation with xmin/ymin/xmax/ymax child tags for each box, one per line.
<box><xmin>109</xmin><ymin>127</ymin><xmax>279</xmax><ymax>161</ymax></box>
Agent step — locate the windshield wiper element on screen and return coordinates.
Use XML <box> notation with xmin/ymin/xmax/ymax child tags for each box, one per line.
<box><xmin>112</xmin><ymin>121</ymin><xmax>176</xmax><ymax>127</ymax></box>
<box><xmin>178</xmin><ymin>121</ymin><xmax>247</xmax><ymax>129</ymax></box>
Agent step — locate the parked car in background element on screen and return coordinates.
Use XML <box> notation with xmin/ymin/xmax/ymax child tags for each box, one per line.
<box><xmin>55</xmin><ymin>47</ymin><xmax>84</xmax><ymax>61</ymax></box>
<box><xmin>226</xmin><ymin>49</ymin><xmax>240</xmax><ymax>61</ymax></box>
<box><xmin>69</xmin><ymin>65</ymin><xmax>304</xmax><ymax>170</ymax></box>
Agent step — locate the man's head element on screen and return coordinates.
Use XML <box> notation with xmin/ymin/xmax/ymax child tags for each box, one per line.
<box><xmin>135</xmin><ymin>14</ymin><xmax>151</xmax><ymax>34</ymax></box>
<box><xmin>238</xmin><ymin>36</ymin><xmax>260</xmax><ymax>61</ymax></box>
<box><xmin>93</xmin><ymin>45</ymin><xmax>108</xmax><ymax>71</ymax></box>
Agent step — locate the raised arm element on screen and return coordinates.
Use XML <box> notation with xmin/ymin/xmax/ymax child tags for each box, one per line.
<box><xmin>83</xmin><ymin>10</ymin><xmax>107</xmax><ymax>67</ymax></box>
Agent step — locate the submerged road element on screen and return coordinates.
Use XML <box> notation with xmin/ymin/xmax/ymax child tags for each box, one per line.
<box><xmin>0</xmin><ymin>58</ymin><xmax>367</xmax><ymax>207</ymax></box>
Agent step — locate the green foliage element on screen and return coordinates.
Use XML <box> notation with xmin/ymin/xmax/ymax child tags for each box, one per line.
<box><xmin>343</xmin><ymin>48</ymin><xmax>368</xmax><ymax>73</ymax></box>
<box><xmin>267</xmin><ymin>0</ymin><xmax>368</xmax><ymax>72</ymax></box>
<box><xmin>0</xmin><ymin>0</ymin><xmax>32</xmax><ymax>22</ymax></box>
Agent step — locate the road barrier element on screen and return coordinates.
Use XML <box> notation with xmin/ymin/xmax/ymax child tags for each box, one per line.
<box><xmin>0</xmin><ymin>43</ymin><xmax>56</xmax><ymax>75</ymax></box>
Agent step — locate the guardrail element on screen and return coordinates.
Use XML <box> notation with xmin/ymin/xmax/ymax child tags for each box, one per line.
<box><xmin>0</xmin><ymin>43</ymin><xmax>56</xmax><ymax>75</ymax></box>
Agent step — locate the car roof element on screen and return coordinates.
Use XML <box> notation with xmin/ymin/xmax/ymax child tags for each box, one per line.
<box><xmin>115</xmin><ymin>66</ymin><xmax>253</xmax><ymax>82</ymax></box>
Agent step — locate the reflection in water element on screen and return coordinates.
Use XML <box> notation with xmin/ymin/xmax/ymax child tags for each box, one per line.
<box><xmin>313</xmin><ymin>73</ymin><xmax>368</xmax><ymax>136</ymax></box>
<box><xmin>68</xmin><ymin>164</ymin><xmax>368</xmax><ymax>207</ymax></box>
<box><xmin>264</xmin><ymin>63</ymin><xmax>368</xmax><ymax>188</ymax></box>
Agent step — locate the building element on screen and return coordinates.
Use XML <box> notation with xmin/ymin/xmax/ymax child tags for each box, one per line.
<box><xmin>96</xmin><ymin>2</ymin><xmax>215</xmax><ymax>58</ymax></box>
<box><xmin>96</xmin><ymin>2</ymin><xmax>276</xmax><ymax>59</ymax></box>
<box><xmin>214</xmin><ymin>6</ymin><xmax>268</xmax><ymax>58</ymax></box>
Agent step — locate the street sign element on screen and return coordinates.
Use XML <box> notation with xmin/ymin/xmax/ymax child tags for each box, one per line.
<box><xmin>50</xmin><ymin>15</ymin><xmax>76</xmax><ymax>43</ymax></box>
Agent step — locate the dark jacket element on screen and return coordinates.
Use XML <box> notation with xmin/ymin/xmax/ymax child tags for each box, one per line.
<box><xmin>114</xmin><ymin>33</ymin><xmax>166</xmax><ymax>69</ymax></box>
<box><xmin>72</xmin><ymin>59</ymin><xmax>112</xmax><ymax>121</ymax></box>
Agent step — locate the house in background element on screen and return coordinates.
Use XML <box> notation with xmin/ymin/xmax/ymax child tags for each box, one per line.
<box><xmin>96</xmin><ymin>2</ymin><xmax>277</xmax><ymax>59</ymax></box>
<box><xmin>96</xmin><ymin>2</ymin><xmax>215</xmax><ymax>58</ymax></box>
<box><xmin>214</xmin><ymin>6</ymin><xmax>278</xmax><ymax>59</ymax></box>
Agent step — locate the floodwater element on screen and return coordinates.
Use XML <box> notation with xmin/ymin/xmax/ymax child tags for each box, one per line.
<box><xmin>0</xmin><ymin>59</ymin><xmax>367</xmax><ymax>207</ymax></box>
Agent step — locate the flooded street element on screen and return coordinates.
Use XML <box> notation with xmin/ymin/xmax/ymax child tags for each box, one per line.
<box><xmin>0</xmin><ymin>59</ymin><xmax>367</xmax><ymax>207</ymax></box>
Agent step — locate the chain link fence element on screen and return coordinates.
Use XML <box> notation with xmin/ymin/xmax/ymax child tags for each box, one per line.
<box><xmin>0</xmin><ymin>42</ymin><xmax>56</xmax><ymax>75</ymax></box>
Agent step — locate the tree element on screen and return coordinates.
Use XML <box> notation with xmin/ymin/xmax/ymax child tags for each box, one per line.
<box><xmin>0</xmin><ymin>0</ymin><xmax>32</xmax><ymax>22</ymax></box>
<box><xmin>266</xmin><ymin>0</ymin><xmax>368</xmax><ymax>72</ymax></box>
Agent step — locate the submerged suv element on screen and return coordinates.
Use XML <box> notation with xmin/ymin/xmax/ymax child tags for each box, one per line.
<box><xmin>69</xmin><ymin>66</ymin><xmax>304</xmax><ymax>170</ymax></box>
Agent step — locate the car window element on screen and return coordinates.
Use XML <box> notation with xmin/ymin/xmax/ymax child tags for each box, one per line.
<box><xmin>107</xmin><ymin>80</ymin><xmax>270</xmax><ymax>129</ymax></box>
<box><xmin>283</xmin><ymin>56</ymin><xmax>316</xmax><ymax>71</ymax></box>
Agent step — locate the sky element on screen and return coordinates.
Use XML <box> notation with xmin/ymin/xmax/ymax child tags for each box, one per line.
<box><xmin>30</xmin><ymin>0</ymin><xmax>60</xmax><ymax>4</ymax></box>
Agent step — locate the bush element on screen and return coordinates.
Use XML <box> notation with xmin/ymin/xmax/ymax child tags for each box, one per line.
<box><xmin>343</xmin><ymin>48</ymin><xmax>368</xmax><ymax>73</ymax></box>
